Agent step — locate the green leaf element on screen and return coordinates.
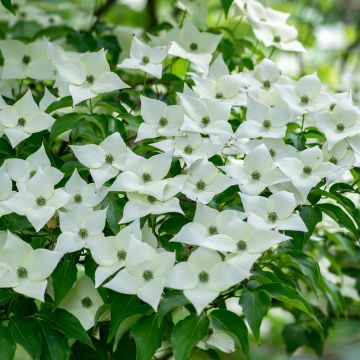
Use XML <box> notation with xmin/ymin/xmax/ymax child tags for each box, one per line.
<box><xmin>104</xmin><ymin>193</ymin><xmax>126</xmax><ymax>234</ymax></box>
<box><xmin>45</xmin><ymin>96</ymin><xmax>73</xmax><ymax>114</ymax></box>
<box><xmin>0</xmin><ymin>289</ymin><xmax>13</xmax><ymax>306</ymax></box>
<box><xmin>220</xmin><ymin>0</ymin><xmax>234</xmax><ymax>17</ymax></box>
<box><xmin>108</xmin><ymin>294</ymin><xmax>151</xmax><ymax>342</ymax></box>
<box><xmin>38</xmin><ymin>322</ymin><xmax>69</xmax><ymax>360</ymax></box>
<box><xmin>158</xmin><ymin>290</ymin><xmax>190</xmax><ymax>322</ymax></box>
<box><xmin>8</xmin><ymin>317</ymin><xmax>42</xmax><ymax>360</ymax></box>
<box><xmin>51</xmin><ymin>260</ymin><xmax>77</xmax><ymax>307</ymax></box>
<box><xmin>239</xmin><ymin>290</ymin><xmax>271</xmax><ymax>344</ymax></box>
<box><xmin>210</xmin><ymin>309</ymin><xmax>249</xmax><ymax>359</ymax></box>
<box><xmin>171</xmin><ymin>314</ymin><xmax>209</xmax><ymax>360</ymax></box>
<box><xmin>130</xmin><ymin>314</ymin><xmax>164</xmax><ymax>360</ymax></box>
<box><xmin>37</xmin><ymin>309</ymin><xmax>94</xmax><ymax>349</ymax></box>
<box><xmin>1</xmin><ymin>0</ymin><xmax>15</xmax><ymax>14</ymax></box>
<box><xmin>49</xmin><ymin>113</ymin><xmax>85</xmax><ymax>144</ymax></box>
<box><xmin>0</xmin><ymin>323</ymin><xmax>16</xmax><ymax>360</ymax></box>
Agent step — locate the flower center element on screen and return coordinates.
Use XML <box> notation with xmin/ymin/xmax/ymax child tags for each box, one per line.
<box><xmin>86</xmin><ymin>74</ymin><xmax>95</xmax><ymax>84</ymax></box>
<box><xmin>17</xmin><ymin>266</ymin><xmax>28</xmax><ymax>279</ymax></box>
<box><xmin>184</xmin><ymin>145</ymin><xmax>193</xmax><ymax>154</ymax></box>
<box><xmin>263</xmin><ymin>80</ymin><xmax>271</xmax><ymax>88</ymax></box>
<box><xmin>143</xmin><ymin>270</ymin><xmax>153</xmax><ymax>281</ymax></box>
<box><xmin>216</xmin><ymin>92</ymin><xmax>223</xmax><ymax>99</ymax></box>
<box><xmin>81</xmin><ymin>296</ymin><xmax>93</xmax><ymax>308</ymax></box>
<box><xmin>17</xmin><ymin>117</ymin><xmax>26</xmax><ymax>127</ymax></box>
<box><xmin>273</xmin><ymin>35</ymin><xmax>281</xmax><ymax>43</ymax></box>
<box><xmin>78</xmin><ymin>228</ymin><xmax>88</xmax><ymax>239</ymax></box>
<box><xmin>22</xmin><ymin>55</ymin><xmax>31</xmax><ymax>65</ymax></box>
<box><xmin>196</xmin><ymin>180</ymin><xmax>206</xmax><ymax>191</ymax></box>
<box><xmin>267</xmin><ymin>212</ymin><xmax>278</xmax><ymax>223</ymax></box>
<box><xmin>142</xmin><ymin>56</ymin><xmax>150</xmax><ymax>65</ymax></box>
<box><xmin>262</xmin><ymin>120</ymin><xmax>271</xmax><ymax>129</ymax></box>
<box><xmin>251</xmin><ymin>171</ymin><xmax>261</xmax><ymax>180</ymax></box>
<box><xmin>29</xmin><ymin>169</ymin><xmax>37</xmax><ymax>178</ymax></box>
<box><xmin>303</xmin><ymin>165</ymin><xmax>312</xmax><ymax>175</ymax></box>
<box><xmin>329</xmin><ymin>103</ymin><xmax>336</xmax><ymax>111</ymax></box>
<box><xmin>208</xmin><ymin>226</ymin><xmax>218</xmax><ymax>235</ymax></box>
<box><xmin>198</xmin><ymin>271</ymin><xmax>209</xmax><ymax>283</ymax></box>
<box><xmin>36</xmin><ymin>196</ymin><xmax>46</xmax><ymax>207</ymax></box>
<box><xmin>237</xmin><ymin>240</ymin><xmax>247</xmax><ymax>251</ymax></box>
<box><xmin>142</xmin><ymin>172</ymin><xmax>152</xmax><ymax>182</ymax></box>
<box><xmin>269</xmin><ymin>148</ymin><xmax>276</xmax><ymax>157</ymax></box>
<box><xmin>74</xmin><ymin>193</ymin><xmax>82</xmax><ymax>203</ymax></box>
<box><xmin>117</xmin><ymin>249</ymin><xmax>127</xmax><ymax>260</ymax></box>
<box><xmin>159</xmin><ymin>117</ymin><xmax>168</xmax><ymax>127</ymax></box>
<box><xmin>329</xmin><ymin>156</ymin><xmax>338</xmax><ymax>165</ymax></box>
<box><xmin>201</xmin><ymin>116</ymin><xmax>210</xmax><ymax>127</ymax></box>
<box><xmin>301</xmin><ymin>95</ymin><xmax>310</xmax><ymax>104</ymax></box>
<box><xmin>190</xmin><ymin>43</ymin><xmax>198</xmax><ymax>51</ymax></box>
<box><xmin>147</xmin><ymin>195</ymin><xmax>156</xmax><ymax>204</ymax></box>
<box><xmin>336</xmin><ymin>123</ymin><xmax>345</xmax><ymax>132</ymax></box>
<box><xmin>105</xmin><ymin>154</ymin><xmax>114</xmax><ymax>164</ymax></box>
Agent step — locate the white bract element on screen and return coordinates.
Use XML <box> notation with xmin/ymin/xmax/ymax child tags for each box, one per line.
<box><xmin>0</xmin><ymin>165</ymin><xmax>15</xmax><ymax>216</ymax></box>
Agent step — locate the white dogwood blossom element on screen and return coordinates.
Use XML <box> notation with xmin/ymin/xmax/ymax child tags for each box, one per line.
<box><xmin>0</xmin><ymin>165</ymin><xmax>15</xmax><ymax>216</ymax></box>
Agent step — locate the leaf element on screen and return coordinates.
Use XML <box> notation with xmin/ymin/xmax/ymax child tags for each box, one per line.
<box><xmin>239</xmin><ymin>290</ymin><xmax>271</xmax><ymax>344</ymax></box>
<box><xmin>130</xmin><ymin>314</ymin><xmax>164</xmax><ymax>360</ymax></box>
<box><xmin>171</xmin><ymin>314</ymin><xmax>209</xmax><ymax>360</ymax></box>
<box><xmin>1</xmin><ymin>0</ymin><xmax>15</xmax><ymax>14</ymax></box>
<box><xmin>220</xmin><ymin>0</ymin><xmax>234</xmax><ymax>17</ymax></box>
<box><xmin>51</xmin><ymin>260</ymin><xmax>77</xmax><ymax>307</ymax></box>
<box><xmin>71</xmin><ymin>337</ymin><xmax>108</xmax><ymax>360</ymax></box>
<box><xmin>45</xmin><ymin>96</ymin><xmax>73</xmax><ymax>114</ymax></box>
<box><xmin>38</xmin><ymin>322</ymin><xmax>69</xmax><ymax>360</ymax></box>
<box><xmin>0</xmin><ymin>323</ymin><xmax>16</xmax><ymax>360</ymax></box>
<box><xmin>108</xmin><ymin>294</ymin><xmax>151</xmax><ymax>342</ymax></box>
<box><xmin>37</xmin><ymin>309</ymin><xmax>94</xmax><ymax>349</ymax></box>
<box><xmin>8</xmin><ymin>317</ymin><xmax>42</xmax><ymax>360</ymax></box>
<box><xmin>104</xmin><ymin>193</ymin><xmax>126</xmax><ymax>234</ymax></box>
<box><xmin>158</xmin><ymin>290</ymin><xmax>190</xmax><ymax>322</ymax></box>
<box><xmin>0</xmin><ymin>289</ymin><xmax>13</xmax><ymax>306</ymax></box>
<box><xmin>210</xmin><ymin>309</ymin><xmax>249</xmax><ymax>359</ymax></box>
<box><xmin>49</xmin><ymin>113</ymin><xmax>86</xmax><ymax>144</ymax></box>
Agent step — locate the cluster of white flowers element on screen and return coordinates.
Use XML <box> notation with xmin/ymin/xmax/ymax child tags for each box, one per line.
<box><xmin>0</xmin><ymin>0</ymin><xmax>359</xmax><ymax>343</ymax></box>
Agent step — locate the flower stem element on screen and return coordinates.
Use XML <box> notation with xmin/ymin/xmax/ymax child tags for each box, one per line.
<box><xmin>268</xmin><ymin>46</ymin><xmax>276</xmax><ymax>59</ymax></box>
<box><xmin>89</xmin><ymin>98</ymin><xmax>93</xmax><ymax>114</ymax></box>
<box><xmin>143</xmin><ymin>72</ymin><xmax>147</xmax><ymax>94</ymax></box>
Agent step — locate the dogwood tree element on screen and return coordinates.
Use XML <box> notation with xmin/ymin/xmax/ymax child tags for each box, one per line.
<box><xmin>0</xmin><ymin>0</ymin><xmax>359</xmax><ymax>359</ymax></box>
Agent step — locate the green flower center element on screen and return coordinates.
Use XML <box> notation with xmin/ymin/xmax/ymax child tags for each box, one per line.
<box><xmin>78</xmin><ymin>228</ymin><xmax>88</xmax><ymax>239</ymax></box>
<box><xmin>303</xmin><ymin>165</ymin><xmax>312</xmax><ymax>175</ymax></box>
<box><xmin>336</xmin><ymin>123</ymin><xmax>345</xmax><ymax>132</ymax></box>
<box><xmin>301</xmin><ymin>95</ymin><xmax>309</xmax><ymax>104</ymax></box>
<box><xmin>86</xmin><ymin>74</ymin><xmax>95</xmax><ymax>84</ymax></box>
<box><xmin>208</xmin><ymin>226</ymin><xmax>218</xmax><ymax>235</ymax></box>
<box><xmin>216</xmin><ymin>92</ymin><xmax>223</xmax><ymax>99</ymax></box>
<box><xmin>190</xmin><ymin>43</ymin><xmax>198</xmax><ymax>51</ymax></box>
<box><xmin>147</xmin><ymin>195</ymin><xmax>156</xmax><ymax>204</ymax></box>
<box><xmin>263</xmin><ymin>80</ymin><xmax>271</xmax><ymax>88</ymax></box>
<box><xmin>198</xmin><ymin>271</ymin><xmax>209</xmax><ymax>283</ymax></box>
<box><xmin>22</xmin><ymin>55</ymin><xmax>31</xmax><ymax>65</ymax></box>
<box><xmin>105</xmin><ymin>154</ymin><xmax>114</xmax><ymax>164</ymax></box>
<box><xmin>237</xmin><ymin>240</ymin><xmax>247</xmax><ymax>251</ymax></box>
<box><xmin>117</xmin><ymin>249</ymin><xmax>127</xmax><ymax>260</ymax></box>
<box><xmin>159</xmin><ymin>117</ymin><xmax>168</xmax><ymax>127</ymax></box>
<box><xmin>143</xmin><ymin>270</ymin><xmax>153</xmax><ymax>281</ymax></box>
<box><xmin>142</xmin><ymin>56</ymin><xmax>150</xmax><ymax>65</ymax></box>
<box><xmin>196</xmin><ymin>180</ymin><xmax>206</xmax><ymax>191</ymax></box>
<box><xmin>201</xmin><ymin>116</ymin><xmax>210</xmax><ymax>127</ymax></box>
<box><xmin>329</xmin><ymin>156</ymin><xmax>338</xmax><ymax>165</ymax></box>
<box><xmin>329</xmin><ymin>103</ymin><xmax>336</xmax><ymax>111</ymax></box>
<box><xmin>273</xmin><ymin>35</ymin><xmax>281</xmax><ymax>43</ymax></box>
<box><xmin>142</xmin><ymin>172</ymin><xmax>152</xmax><ymax>182</ymax></box>
<box><xmin>184</xmin><ymin>145</ymin><xmax>193</xmax><ymax>154</ymax></box>
<box><xmin>269</xmin><ymin>148</ymin><xmax>276</xmax><ymax>157</ymax></box>
<box><xmin>17</xmin><ymin>117</ymin><xmax>26</xmax><ymax>127</ymax></box>
<box><xmin>36</xmin><ymin>196</ymin><xmax>46</xmax><ymax>207</ymax></box>
<box><xmin>17</xmin><ymin>266</ymin><xmax>28</xmax><ymax>279</ymax></box>
<box><xmin>74</xmin><ymin>194</ymin><xmax>82</xmax><ymax>203</ymax></box>
<box><xmin>267</xmin><ymin>212</ymin><xmax>278</xmax><ymax>223</ymax></box>
<box><xmin>81</xmin><ymin>296</ymin><xmax>93</xmax><ymax>308</ymax></box>
<box><xmin>29</xmin><ymin>170</ymin><xmax>37</xmax><ymax>178</ymax></box>
<box><xmin>251</xmin><ymin>171</ymin><xmax>261</xmax><ymax>180</ymax></box>
<box><xmin>263</xmin><ymin>120</ymin><xmax>271</xmax><ymax>129</ymax></box>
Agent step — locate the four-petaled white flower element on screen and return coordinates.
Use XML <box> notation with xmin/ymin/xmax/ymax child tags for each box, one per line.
<box><xmin>0</xmin><ymin>165</ymin><xmax>15</xmax><ymax>217</ymax></box>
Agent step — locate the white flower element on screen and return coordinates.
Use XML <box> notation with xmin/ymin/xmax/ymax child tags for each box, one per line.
<box><xmin>0</xmin><ymin>165</ymin><xmax>15</xmax><ymax>216</ymax></box>
<box><xmin>0</xmin><ymin>90</ymin><xmax>55</xmax><ymax>147</ymax></box>
<box><xmin>0</xmin><ymin>39</ymin><xmax>55</xmax><ymax>80</ymax></box>
<box><xmin>221</xmin><ymin>144</ymin><xmax>287</xmax><ymax>195</ymax></box>
<box><xmin>168</xmin><ymin>19</ymin><xmax>222</xmax><ymax>73</ymax></box>
<box><xmin>110</xmin><ymin>150</ymin><xmax>173</xmax><ymax>200</ymax></box>
<box><xmin>59</xmin><ymin>276</ymin><xmax>104</xmax><ymax>331</ymax></box>
<box><xmin>120</xmin><ymin>176</ymin><xmax>186</xmax><ymax>223</ymax></box>
<box><xmin>5</xmin><ymin>144</ymin><xmax>63</xmax><ymax>190</ymax></box>
<box><xmin>182</xmin><ymin>160</ymin><xmax>236</xmax><ymax>204</ymax></box>
<box><xmin>0</xmin><ymin>231</ymin><xmax>61</xmax><ymax>301</ymax></box>
<box><xmin>241</xmin><ymin>192</ymin><xmax>307</xmax><ymax>231</ymax></box>
<box><xmin>55</xmin><ymin>208</ymin><xmax>107</xmax><ymax>254</ymax></box>
<box><xmin>236</xmin><ymin>93</ymin><xmax>290</xmax><ymax>139</ymax></box>
<box><xmin>152</xmin><ymin>132</ymin><xmax>222</xmax><ymax>167</ymax></box>
<box><xmin>71</xmin><ymin>132</ymin><xmax>127</xmax><ymax>189</ymax></box>
<box><xmin>118</xmin><ymin>36</ymin><xmax>169</xmax><ymax>79</ymax></box>
<box><xmin>276</xmin><ymin>146</ymin><xmax>336</xmax><ymax>201</ymax></box>
<box><xmin>135</xmin><ymin>96</ymin><xmax>184</xmax><ymax>141</ymax></box>
<box><xmin>2</xmin><ymin>169</ymin><xmax>70</xmax><ymax>232</ymax></box>
<box><xmin>63</xmin><ymin>169</ymin><xmax>108</xmax><ymax>211</ymax></box>
<box><xmin>104</xmin><ymin>238</ymin><xmax>175</xmax><ymax>310</ymax></box>
<box><xmin>170</xmin><ymin>202</ymin><xmax>246</xmax><ymax>252</ymax></box>
<box><xmin>54</xmin><ymin>49</ymin><xmax>129</xmax><ymax>105</ymax></box>
<box><xmin>166</xmin><ymin>248</ymin><xmax>250</xmax><ymax>314</ymax></box>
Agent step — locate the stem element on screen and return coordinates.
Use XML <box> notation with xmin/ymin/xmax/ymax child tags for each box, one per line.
<box><xmin>143</xmin><ymin>72</ymin><xmax>147</xmax><ymax>94</ymax></box>
<box><xmin>89</xmin><ymin>98</ymin><xmax>93</xmax><ymax>114</ymax></box>
<box><xmin>268</xmin><ymin>46</ymin><xmax>276</xmax><ymax>59</ymax></box>
<box><xmin>179</xmin><ymin>10</ymin><xmax>186</xmax><ymax>27</ymax></box>
<box><xmin>301</xmin><ymin>113</ymin><xmax>305</xmax><ymax>132</ymax></box>
<box><xmin>17</xmin><ymin>79</ymin><xmax>24</xmax><ymax>98</ymax></box>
